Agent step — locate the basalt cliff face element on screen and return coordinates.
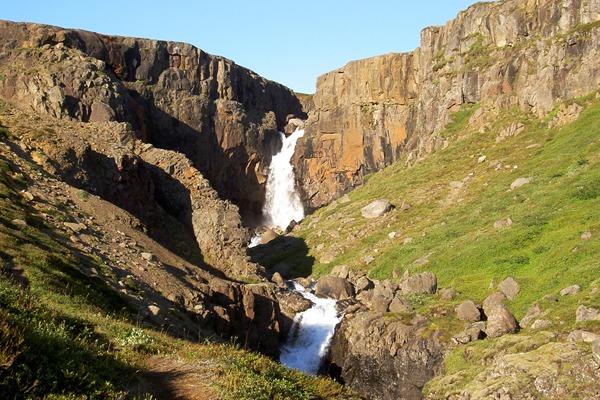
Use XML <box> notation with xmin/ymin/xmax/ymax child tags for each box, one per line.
<box><xmin>0</xmin><ymin>20</ymin><xmax>304</xmax><ymax>222</ymax></box>
<box><xmin>295</xmin><ymin>0</ymin><xmax>600</xmax><ymax>208</ymax></box>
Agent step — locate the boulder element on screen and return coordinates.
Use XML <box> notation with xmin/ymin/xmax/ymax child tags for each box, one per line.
<box><xmin>482</xmin><ymin>291</ymin><xmax>506</xmax><ymax>314</ymax></box>
<box><xmin>331</xmin><ymin>265</ymin><xmax>351</xmax><ymax>279</ymax></box>
<box><xmin>438</xmin><ymin>288</ymin><xmax>459</xmax><ymax>300</ymax></box>
<box><xmin>485</xmin><ymin>305</ymin><xmax>519</xmax><ymax>338</ymax></box>
<box><xmin>270</xmin><ymin>272</ymin><xmax>287</xmax><ymax>288</ymax></box>
<box><xmin>319</xmin><ymin>250</ymin><xmax>338</xmax><ymax>264</ymax></box>
<box><xmin>399</xmin><ymin>271</ymin><xmax>437</xmax><ymax>295</ymax></box>
<box><xmin>520</xmin><ymin>303</ymin><xmax>542</xmax><ymax>328</ymax></box>
<box><xmin>576</xmin><ymin>305</ymin><xmax>600</xmax><ymax>322</ymax></box>
<box><xmin>370</xmin><ymin>283</ymin><xmax>395</xmax><ymax>312</ymax></box>
<box><xmin>361</xmin><ymin>199</ymin><xmax>393</xmax><ymax>219</ymax></box>
<box><xmin>453</xmin><ymin>321</ymin><xmax>486</xmax><ymax>344</ymax></box>
<box><xmin>314</xmin><ymin>276</ymin><xmax>355</xmax><ymax>300</ymax></box>
<box><xmin>497</xmin><ymin>276</ymin><xmax>520</xmax><ymax>300</ymax></box>
<box><xmin>493</xmin><ymin>217</ymin><xmax>513</xmax><ymax>229</ymax></box>
<box><xmin>456</xmin><ymin>301</ymin><xmax>481</xmax><ymax>322</ymax></box>
<box><xmin>559</xmin><ymin>284</ymin><xmax>581</xmax><ymax>296</ymax></box>
<box><xmin>567</xmin><ymin>330</ymin><xmax>600</xmax><ymax>343</ymax></box>
<box><xmin>354</xmin><ymin>276</ymin><xmax>374</xmax><ymax>294</ymax></box>
<box><xmin>510</xmin><ymin>177</ymin><xmax>533</xmax><ymax>190</ymax></box>
<box><xmin>389</xmin><ymin>296</ymin><xmax>413</xmax><ymax>313</ymax></box>
<box><xmin>260</xmin><ymin>228</ymin><xmax>279</xmax><ymax>245</ymax></box>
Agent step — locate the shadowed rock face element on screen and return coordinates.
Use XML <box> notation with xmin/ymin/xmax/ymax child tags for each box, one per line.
<box><xmin>0</xmin><ymin>20</ymin><xmax>305</xmax><ymax>222</ymax></box>
<box><xmin>295</xmin><ymin>0</ymin><xmax>600</xmax><ymax>208</ymax></box>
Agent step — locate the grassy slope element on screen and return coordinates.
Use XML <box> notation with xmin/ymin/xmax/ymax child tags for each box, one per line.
<box><xmin>269</xmin><ymin>93</ymin><xmax>600</xmax><ymax>324</ymax></box>
<box><xmin>0</xmin><ymin>112</ymin><xmax>355</xmax><ymax>399</ymax></box>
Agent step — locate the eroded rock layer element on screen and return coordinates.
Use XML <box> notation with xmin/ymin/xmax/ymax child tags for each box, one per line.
<box><xmin>295</xmin><ymin>0</ymin><xmax>600</xmax><ymax>208</ymax></box>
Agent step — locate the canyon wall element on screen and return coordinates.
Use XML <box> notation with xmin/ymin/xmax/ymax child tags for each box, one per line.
<box><xmin>295</xmin><ymin>0</ymin><xmax>600</xmax><ymax>208</ymax></box>
<box><xmin>0</xmin><ymin>20</ymin><xmax>304</xmax><ymax>222</ymax></box>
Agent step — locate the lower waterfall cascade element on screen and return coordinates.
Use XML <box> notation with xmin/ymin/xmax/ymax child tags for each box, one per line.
<box><xmin>279</xmin><ymin>282</ymin><xmax>343</xmax><ymax>375</ymax></box>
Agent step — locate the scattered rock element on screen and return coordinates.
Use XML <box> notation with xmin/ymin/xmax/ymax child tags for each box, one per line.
<box><xmin>485</xmin><ymin>305</ymin><xmax>519</xmax><ymax>338</ymax></box>
<box><xmin>319</xmin><ymin>250</ymin><xmax>338</xmax><ymax>264</ymax></box>
<box><xmin>453</xmin><ymin>321</ymin><xmax>486</xmax><ymax>344</ymax></box>
<box><xmin>438</xmin><ymin>288</ymin><xmax>459</xmax><ymax>300</ymax></box>
<box><xmin>354</xmin><ymin>276</ymin><xmax>374</xmax><ymax>294</ymax></box>
<box><xmin>400</xmin><ymin>271</ymin><xmax>437</xmax><ymax>295</ymax></box>
<box><xmin>389</xmin><ymin>296</ymin><xmax>413</xmax><ymax>313</ymax></box>
<box><xmin>403</xmin><ymin>237</ymin><xmax>414</xmax><ymax>244</ymax></box>
<box><xmin>63</xmin><ymin>221</ymin><xmax>86</xmax><ymax>233</ymax></box>
<box><xmin>559</xmin><ymin>284</ymin><xmax>581</xmax><ymax>296</ymax></box>
<box><xmin>270</xmin><ymin>272</ymin><xmax>287</xmax><ymax>288</ymax></box>
<box><xmin>449</xmin><ymin>181</ymin><xmax>464</xmax><ymax>189</ymax></box>
<box><xmin>141</xmin><ymin>252</ymin><xmax>156</xmax><ymax>262</ymax></box>
<box><xmin>477</xmin><ymin>155</ymin><xmax>487</xmax><ymax>163</ymax></box>
<box><xmin>530</xmin><ymin>319</ymin><xmax>552</xmax><ymax>330</ymax></box>
<box><xmin>370</xmin><ymin>284</ymin><xmax>395</xmax><ymax>312</ymax></box>
<box><xmin>498</xmin><ymin>276</ymin><xmax>520</xmax><ymax>300</ymax></box>
<box><xmin>260</xmin><ymin>228</ymin><xmax>279</xmax><ymax>244</ymax></box>
<box><xmin>11</xmin><ymin>219</ymin><xmax>27</xmax><ymax>226</ymax></box>
<box><xmin>412</xmin><ymin>255</ymin><xmax>429</xmax><ymax>265</ymax></box>
<box><xmin>520</xmin><ymin>303</ymin><xmax>542</xmax><ymax>328</ymax></box>
<box><xmin>483</xmin><ymin>291</ymin><xmax>506</xmax><ymax>313</ymax></box>
<box><xmin>581</xmin><ymin>231</ymin><xmax>592</xmax><ymax>240</ymax></box>
<box><xmin>548</xmin><ymin>102</ymin><xmax>583</xmax><ymax>128</ymax></box>
<box><xmin>510</xmin><ymin>177</ymin><xmax>533</xmax><ymax>190</ymax></box>
<box><xmin>593</xmin><ymin>339</ymin><xmax>600</xmax><ymax>364</ymax></box>
<box><xmin>362</xmin><ymin>255</ymin><xmax>375</xmax><ymax>265</ymax></box>
<box><xmin>493</xmin><ymin>217</ymin><xmax>513</xmax><ymax>229</ymax></box>
<box><xmin>314</xmin><ymin>276</ymin><xmax>355</xmax><ymax>300</ymax></box>
<box><xmin>148</xmin><ymin>305</ymin><xmax>161</xmax><ymax>316</ymax></box>
<box><xmin>21</xmin><ymin>190</ymin><xmax>35</xmax><ymax>201</ymax></box>
<box><xmin>456</xmin><ymin>301</ymin><xmax>481</xmax><ymax>322</ymax></box>
<box><xmin>576</xmin><ymin>305</ymin><xmax>600</xmax><ymax>322</ymax></box>
<box><xmin>339</xmin><ymin>194</ymin><xmax>351</xmax><ymax>204</ymax></box>
<box><xmin>388</xmin><ymin>231</ymin><xmax>397</xmax><ymax>239</ymax></box>
<box><xmin>496</xmin><ymin>122</ymin><xmax>525</xmax><ymax>142</ymax></box>
<box><xmin>567</xmin><ymin>330</ymin><xmax>600</xmax><ymax>343</ymax></box>
<box><xmin>399</xmin><ymin>201</ymin><xmax>411</xmax><ymax>211</ymax></box>
<box><xmin>361</xmin><ymin>199</ymin><xmax>393</xmax><ymax>219</ymax></box>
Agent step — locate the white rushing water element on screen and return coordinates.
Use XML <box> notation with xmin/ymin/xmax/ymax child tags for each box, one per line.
<box><xmin>262</xmin><ymin>129</ymin><xmax>306</xmax><ymax>230</ymax></box>
<box><xmin>280</xmin><ymin>282</ymin><xmax>343</xmax><ymax>375</ymax></box>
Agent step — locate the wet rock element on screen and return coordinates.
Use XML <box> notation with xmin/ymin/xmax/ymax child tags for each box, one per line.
<box><xmin>485</xmin><ymin>305</ymin><xmax>519</xmax><ymax>338</ymax></box>
<box><xmin>497</xmin><ymin>276</ymin><xmax>520</xmax><ymax>300</ymax></box>
<box><xmin>361</xmin><ymin>199</ymin><xmax>393</xmax><ymax>219</ymax></box>
<box><xmin>314</xmin><ymin>276</ymin><xmax>354</xmax><ymax>300</ymax></box>
<box><xmin>456</xmin><ymin>301</ymin><xmax>481</xmax><ymax>322</ymax></box>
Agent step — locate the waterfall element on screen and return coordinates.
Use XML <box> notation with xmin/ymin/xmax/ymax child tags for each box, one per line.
<box><xmin>262</xmin><ymin>129</ymin><xmax>305</xmax><ymax>230</ymax></box>
<box><xmin>280</xmin><ymin>282</ymin><xmax>343</xmax><ymax>375</ymax></box>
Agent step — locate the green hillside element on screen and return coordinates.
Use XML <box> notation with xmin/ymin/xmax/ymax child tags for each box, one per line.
<box><xmin>260</xmin><ymin>93</ymin><xmax>600</xmax><ymax>326</ymax></box>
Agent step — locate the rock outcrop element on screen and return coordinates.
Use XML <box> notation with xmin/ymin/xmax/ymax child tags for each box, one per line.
<box><xmin>0</xmin><ymin>20</ymin><xmax>305</xmax><ymax>222</ymax></box>
<box><xmin>294</xmin><ymin>0</ymin><xmax>600</xmax><ymax>208</ymax></box>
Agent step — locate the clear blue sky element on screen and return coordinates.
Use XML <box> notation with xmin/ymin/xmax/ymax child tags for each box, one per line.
<box><xmin>1</xmin><ymin>0</ymin><xmax>485</xmax><ymax>94</ymax></box>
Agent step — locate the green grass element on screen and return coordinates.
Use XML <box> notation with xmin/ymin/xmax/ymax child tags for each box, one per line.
<box><xmin>282</xmin><ymin>93</ymin><xmax>600</xmax><ymax>328</ymax></box>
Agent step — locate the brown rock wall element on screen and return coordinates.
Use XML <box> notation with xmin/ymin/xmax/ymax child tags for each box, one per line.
<box><xmin>296</xmin><ymin>0</ymin><xmax>600</xmax><ymax>208</ymax></box>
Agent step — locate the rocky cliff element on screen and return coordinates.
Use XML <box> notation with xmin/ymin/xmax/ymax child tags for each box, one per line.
<box><xmin>295</xmin><ymin>0</ymin><xmax>600</xmax><ymax>208</ymax></box>
<box><xmin>0</xmin><ymin>20</ymin><xmax>305</xmax><ymax>223</ymax></box>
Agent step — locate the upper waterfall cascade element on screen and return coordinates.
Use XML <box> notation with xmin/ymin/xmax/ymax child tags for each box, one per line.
<box><xmin>262</xmin><ymin>128</ymin><xmax>305</xmax><ymax>229</ymax></box>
